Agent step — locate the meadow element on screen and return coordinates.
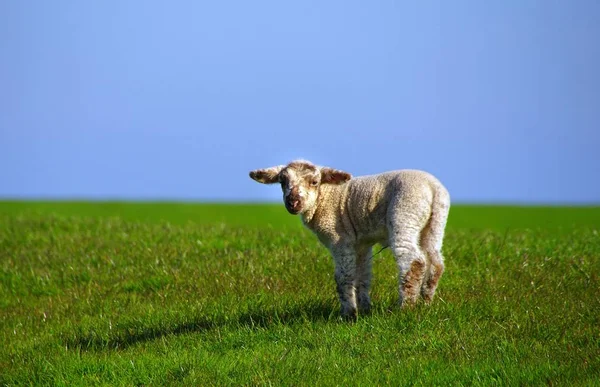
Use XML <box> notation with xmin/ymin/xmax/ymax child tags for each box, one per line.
<box><xmin>1</xmin><ymin>201</ymin><xmax>599</xmax><ymax>385</ymax></box>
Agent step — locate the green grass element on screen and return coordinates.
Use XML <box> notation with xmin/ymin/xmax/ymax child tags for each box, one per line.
<box><xmin>1</xmin><ymin>201</ymin><xmax>599</xmax><ymax>385</ymax></box>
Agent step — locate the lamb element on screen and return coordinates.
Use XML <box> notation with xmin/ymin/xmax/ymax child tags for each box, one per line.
<box><xmin>249</xmin><ymin>160</ymin><xmax>450</xmax><ymax>319</ymax></box>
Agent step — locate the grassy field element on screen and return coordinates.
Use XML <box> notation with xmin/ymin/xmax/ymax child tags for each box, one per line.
<box><xmin>1</xmin><ymin>201</ymin><xmax>599</xmax><ymax>385</ymax></box>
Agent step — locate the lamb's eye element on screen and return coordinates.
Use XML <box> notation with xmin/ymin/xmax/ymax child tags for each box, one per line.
<box><xmin>310</xmin><ymin>179</ymin><xmax>319</xmax><ymax>186</ymax></box>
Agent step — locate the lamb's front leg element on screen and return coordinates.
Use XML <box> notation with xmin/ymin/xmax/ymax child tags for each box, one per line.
<box><xmin>355</xmin><ymin>246</ymin><xmax>373</xmax><ymax>314</ymax></box>
<box><xmin>331</xmin><ymin>246</ymin><xmax>358</xmax><ymax>320</ymax></box>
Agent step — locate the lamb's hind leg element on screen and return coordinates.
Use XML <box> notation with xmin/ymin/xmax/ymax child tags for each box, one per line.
<box><xmin>420</xmin><ymin>196</ymin><xmax>449</xmax><ymax>303</ymax></box>
<box><xmin>420</xmin><ymin>248</ymin><xmax>444</xmax><ymax>304</ymax></box>
<box><xmin>388</xmin><ymin>216</ymin><xmax>427</xmax><ymax>307</ymax></box>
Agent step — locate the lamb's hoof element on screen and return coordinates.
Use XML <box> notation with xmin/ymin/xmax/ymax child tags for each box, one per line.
<box><xmin>421</xmin><ymin>295</ymin><xmax>434</xmax><ymax>305</ymax></box>
<box><xmin>340</xmin><ymin>308</ymin><xmax>357</xmax><ymax>322</ymax></box>
<box><xmin>358</xmin><ymin>304</ymin><xmax>372</xmax><ymax>315</ymax></box>
<box><xmin>399</xmin><ymin>297</ymin><xmax>418</xmax><ymax>309</ymax></box>
<box><xmin>358</xmin><ymin>296</ymin><xmax>372</xmax><ymax>315</ymax></box>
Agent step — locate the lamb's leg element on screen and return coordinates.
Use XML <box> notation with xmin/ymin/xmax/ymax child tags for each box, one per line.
<box><xmin>419</xmin><ymin>192</ymin><xmax>449</xmax><ymax>303</ymax></box>
<box><xmin>388</xmin><ymin>219</ymin><xmax>427</xmax><ymax>307</ymax></box>
<box><xmin>420</xmin><ymin>249</ymin><xmax>444</xmax><ymax>303</ymax></box>
<box><xmin>355</xmin><ymin>246</ymin><xmax>373</xmax><ymax>314</ymax></box>
<box><xmin>331</xmin><ymin>246</ymin><xmax>358</xmax><ymax>320</ymax></box>
<box><xmin>394</xmin><ymin>244</ymin><xmax>426</xmax><ymax>307</ymax></box>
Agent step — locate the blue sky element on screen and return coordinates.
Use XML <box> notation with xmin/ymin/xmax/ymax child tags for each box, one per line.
<box><xmin>1</xmin><ymin>1</ymin><xmax>599</xmax><ymax>203</ymax></box>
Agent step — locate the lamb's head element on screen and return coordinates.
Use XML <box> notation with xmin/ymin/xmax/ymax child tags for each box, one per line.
<box><xmin>249</xmin><ymin>160</ymin><xmax>352</xmax><ymax>215</ymax></box>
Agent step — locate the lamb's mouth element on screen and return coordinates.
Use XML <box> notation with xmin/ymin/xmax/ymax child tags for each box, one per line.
<box><xmin>285</xmin><ymin>203</ymin><xmax>302</xmax><ymax>215</ymax></box>
<box><xmin>285</xmin><ymin>206</ymin><xmax>301</xmax><ymax>215</ymax></box>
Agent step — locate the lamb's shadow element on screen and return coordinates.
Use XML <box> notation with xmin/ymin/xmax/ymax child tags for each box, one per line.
<box><xmin>64</xmin><ymin>301</ymin><xmax>339</xmax><ymax>352</ymax></box>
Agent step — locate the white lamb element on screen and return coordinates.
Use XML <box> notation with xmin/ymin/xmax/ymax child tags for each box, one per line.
<box><xmin>250</xmin><ymin>160</ymin><xmax>450</xmax><ymax>319</ymax></box>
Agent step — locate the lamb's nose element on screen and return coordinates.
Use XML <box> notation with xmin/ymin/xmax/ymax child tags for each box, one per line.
<box><xmin>291</xmin><ymin>199</ymin><xmax>299</xmax><ymax>208</ymax></box>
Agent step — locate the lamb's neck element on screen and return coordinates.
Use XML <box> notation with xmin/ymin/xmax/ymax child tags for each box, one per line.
<box><xmin>301</xmin><ymin>183</ymin><xmax>344</xmax><ymax>229</ymax></box>
<box><xmin>300</xmin><ymin>202</ymin><xmax>319</xmax><ymax>228</ymax></box>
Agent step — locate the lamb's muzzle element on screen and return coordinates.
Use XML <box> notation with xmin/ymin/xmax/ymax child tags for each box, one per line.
<box><xmin>285</xmin><ymin>187</ymin><xmax>302</xmax><ymax>214</ymax></box>
<box><xmin>249</xmin><ymin>159</ymin><xmax>450</xmax><ymax>319</ymax></box>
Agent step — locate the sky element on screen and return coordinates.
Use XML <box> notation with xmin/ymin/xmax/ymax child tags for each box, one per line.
<box><xmin>1</xmin><ymin>1</ymin><xmax>599</xmax><ymax>204</ymax></box>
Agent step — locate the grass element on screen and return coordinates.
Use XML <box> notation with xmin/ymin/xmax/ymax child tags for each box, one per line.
<box><xmin>1</xmin><ymin>201</ymin><xmax>599</xmax><ymax>385</ymax></box>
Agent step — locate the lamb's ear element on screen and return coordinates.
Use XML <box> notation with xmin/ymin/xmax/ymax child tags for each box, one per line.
<box><xmin>249</xmin><ymin>165</ymin><xmax>284</xmax><ymax>184</ymax></box>
<box><xmin>320</xmin><ymin>167</ymin><xmax>352</xmax><ymax>185</ymax></box>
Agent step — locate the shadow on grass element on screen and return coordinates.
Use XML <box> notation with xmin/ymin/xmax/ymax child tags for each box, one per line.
<box><xmin>63</xmin><ymin>301</ymin><xmax>339</xmax><ymax>352</ymax></box>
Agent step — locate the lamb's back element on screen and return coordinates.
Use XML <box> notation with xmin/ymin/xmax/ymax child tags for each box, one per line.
<box><xmin>344</xmin><ymin>170</ymin><xmax>439</xmax><ymax>244</ymax></box>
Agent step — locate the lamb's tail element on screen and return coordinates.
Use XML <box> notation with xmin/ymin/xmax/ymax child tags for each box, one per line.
<box><xmin>425</xmin><ymin>183</ymin><xmax>451</xmax><ymax>252</ymax></box>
